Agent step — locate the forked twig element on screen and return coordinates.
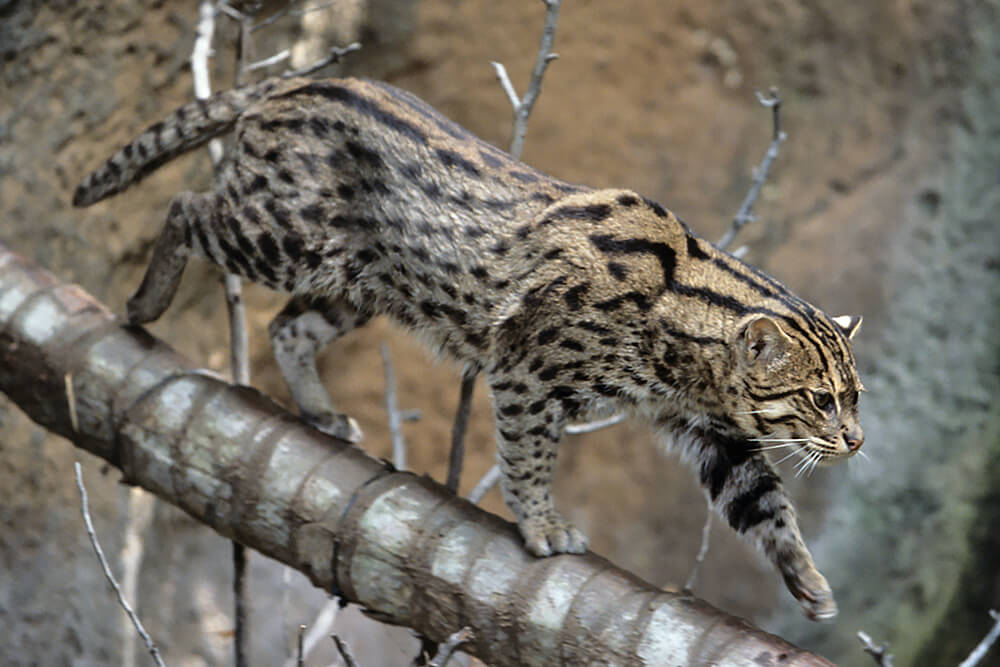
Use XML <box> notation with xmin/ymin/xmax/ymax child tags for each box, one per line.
<box><xmin>716</xmin><ymin>88</ymin><xmax>785</xmax><ymax>251</ymax></box>
<box><xmin>857</xmin><ymin>630</ymin><xmax>895</xmax><ymax>667</ymax></box>
<box><xmin>75</xmin><ymin>463</ymin><xmax>166</xmax><ymax>667</ymax></box>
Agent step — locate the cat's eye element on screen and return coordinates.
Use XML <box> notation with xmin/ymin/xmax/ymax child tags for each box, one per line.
<box><xmin>812</xmin><ymin>391</ymin><xmax>835</xmax><ymax>413</ymax></box>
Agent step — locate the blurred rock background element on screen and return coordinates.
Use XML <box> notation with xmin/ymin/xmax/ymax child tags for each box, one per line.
<box><xmin>1</xmin><ymin>0</ymin><xmax>996</xmax><ymax>664</ymax></box>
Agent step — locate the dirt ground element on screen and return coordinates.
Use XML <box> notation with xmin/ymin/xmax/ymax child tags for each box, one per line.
<box><xmin>0</xmin><ymin>0</ymin><xmax>974</xmax><ymax>664</ymax></box>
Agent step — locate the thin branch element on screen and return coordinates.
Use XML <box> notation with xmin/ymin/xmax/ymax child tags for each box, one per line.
<box><xmin>246</xmin><ymin>48</ymin><xmax>291</xmax><ymax>72</ymax></box>
<box><xmin>252</xmin><ymin>0</ymin><xmax>339</xmax><ymax>32</ymax></box>
<box><xmin>446</xmin><ymin>370</ymin><xmax>477</xmax><ymax>492</ymax></box>
<box><xmin>282</xmin><ymin>42</ymin><xmax>362</xmax><ymax>78</ymax></box>
<box><xmin>489</xmin><ymin>62</ymin><xmax>520</xmax><ymax>109</ymax></box>
<box><xmin>332</xmin><ymin>635</ymin><xmax>360</xmax><ymax>667</ymax></box>
<box><xmin>428</xmin><ymin>627</ymin><xmax>473</xmax><ymax>667</ymax></box>
<box><xmin>296</xmin><ymin>624</ymin><xmax>305</xmax><ymax>667</ymax></box>
<box><xmin>716</xmin><ymin>87</ymin><xmax>785</xmax><ymax>251</ymax></box>
<box><xmin>467</xmin><ymin>465</ymin><xmax>502</xmax><ymax>505</ymax></box>
<box><xmin>74</xmin><ymin>463</ymin><xmax>166</xmax><ymax>667</ymax></box>
<box><xmin>857</xmin><ymin>631</ymin><xmax>894</xmax><ymax>667</ymax></box>
<box><xmin>959</xmin><ymin>610</ymin><xmax>1000</xmax><ymax>667</ymax></box>
<box><xmin>565</xmin><ymin>413</ymin><xmax>626</xmax><ymax>435</ymax></box>
<box><xmin>381</xmin><ymin>344</ymin><xmax>407</xmax><ymax>470</ymax></box>
<box><xmin>509</xmin><ymin>0</ymin><xmax>562</xmax><ymax>158</ymax></box>
<box><xmin>684</xmin><ymin>496</ymin><xmax>713</xmax><ymax>592</ymax></box>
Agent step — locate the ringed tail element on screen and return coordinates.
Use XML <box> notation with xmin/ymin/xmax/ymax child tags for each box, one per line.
<box><xmin>72</xmin><ymin>78</ymin><xmax>294</xmax><ymax>207</ymax></box>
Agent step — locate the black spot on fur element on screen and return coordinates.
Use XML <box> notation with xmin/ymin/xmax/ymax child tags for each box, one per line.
<box><xmin>560</xmin><ymin>339</ymin><xmax>585</xmax><ymax>352</ymax></box>
<box><xmin>687</xmin><ymin>235</ymin><xmax>710</xmax><ymax>259</ymax></box>
<box><xmin>304</xmin><ymin>250</ymin><xmax>323</xmax><ymax>269</ymax></box>
<box><xmin>509</xmin><ymin>170</ymin><xmax>538</xmax><ymax>183</ymax></box>
<box><xmin>607</xmin><ymin>262</ymin><xmax>628</xmax><ymax>280</ymax></box>
<box><xmin>617</xmin><ymin>194</ymin><xmax>639</xmax><ymax>207</ymax></box>
<box><xmin>564</xmin><ymin>283</ymin><xmax>589</xmax><ymax>310</ymax></box>
<box><xmin>345</xmin><ymin>140</ymin><xmax>384</xmax><ymax>168</ymax></box>
<box><xmin>300</xmin><ymin>203</ymin><xmax>324</xmax><ymax>224</ymax></box>
<box><xmin>643</xmin><ymin>198</ymin><xmax>668</xmax><ymax>217</ymax></box>
<box><xmin>537</xmin><ymin>327</ymin><xmax>559</xmax><ymax>345</ymax></box>
<box><xmin>436</xmin><ymin>148</ymin><xmax>480</xmax><ymax>176</ymax></box>
<box><xmin>337</xmin><ymin>184</ymin><xmax>355</xmax><ymax>200</ymax></box>
<box><xmin>257</xmin><ymin>232</ymin><xmax>280</xmax><ymax>264</ymax></box>
<box><xmin>551</xmin><ymin>203</ymin><xmax>612</xmax><ymax>222</ymax></box>
<box><xmin>245</xmin><ymin>174</ymin><xmax>269</xmax><ymax>195</ymax></box>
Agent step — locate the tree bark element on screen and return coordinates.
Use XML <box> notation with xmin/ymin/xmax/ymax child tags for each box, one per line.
<box><xmin>0</xmin><ymin>242</ymin><xmax>832</xmax><ymax>667</ymax></box>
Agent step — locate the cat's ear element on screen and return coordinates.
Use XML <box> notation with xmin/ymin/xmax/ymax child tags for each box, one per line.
<box><xmin>832</xmin><ymin>315</ymin><xmax>862</xmax><ymax>339</ymax></box>
<box><xmin>742</xmin><ymin>316</ymin><xmax>791</xmax><ymax>365</ymax></box>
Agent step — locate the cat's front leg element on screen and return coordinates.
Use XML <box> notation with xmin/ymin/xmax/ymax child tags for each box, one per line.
<box><xmin>692</xmin><ymin>431</ymin><xmax>836</xmax><ymax>620</ymax></box>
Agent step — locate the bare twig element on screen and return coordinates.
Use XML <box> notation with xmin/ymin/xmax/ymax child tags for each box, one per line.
<box><xmin>251</xmin><ymin>0</ymin><xmax>339</xmax><ymax>33</ymax></box>
<box><xmin>446</xmin><ymin>370</ymin><xmax>477</xmax><ymax>492</ymax></box>
<box><xmin>282</xmin><ymin>42</ymin><xmax>361</xmax><ymax>78</ymax></box>
<box><xmin>246</xmin><ymin>48</ymin><xmax>291</xmax><ymax>71</ymax></box>
<box><xmin>332</xmin><ymin>635</ymin><xmax>360</xmax><ymax>667</ymax></box>
<box><xmin>493</xmin><ymin>0</ymin><xmax>563</xmax><ymax>159</ymax></box>
<box><xmin>381</xmin><ymin>344</ymin><xmax>407</xmax><ymax>470</ymax></box>
<box><xmin>684</xmin><ymin>496</ymin><xmax>713</xmax><ymax>592</ymax></box>
<box><xmin>428</xmin><ymin>627</ymin><xmax>474</xmax><ymax>667</ymax></box>
<box><xmin>74</xmin><ymin>463</ymin><xmax>166</xmax><ymax>667</ymax></box>
<box><xmin>467</xmin><ymin>465</ymin><xmax>502</xmax><ymax>505</ymax></box>
<box><xmin>716</xmin><ymin>87</ymin><xmax>785</xmax><ymax>251</ymax></box>
<box><xmin>959</xmin><ymin>610</ymin><xmax>1000</xmax><ymax>667</ymax></box>
<box><xmin>296</xmin><ymin>624</ymin><xmax>305</xmax><ymax>667</ymax></box>
<box><xmin>857</xmin><ymin>631</ymin><xmax>894</xmax><ymax>667</ymax></box>
<box><xmin>565</xmin><ymin>413</ymin><xmax>626</xmax><ymax>435</ymax></box>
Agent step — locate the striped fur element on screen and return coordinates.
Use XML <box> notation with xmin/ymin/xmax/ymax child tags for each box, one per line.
<box><xmin>73</xmin><ymin>77</ymin><xmax>864</xmax><ymax>620</ymax></box>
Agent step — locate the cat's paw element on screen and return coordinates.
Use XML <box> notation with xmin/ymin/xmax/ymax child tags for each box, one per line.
<box><xmin>303</xmin><ymin>411</ymin><xmax>363</xmax><ymax>443</ymax></box>
<box><xmin>519</xmin><ymin>511</ymin><xmax>589</xmax><ymax>557</ymax></box>
<box><xmin>787</xmin><ymin>566</ymin><xmax>837</xmax><ymax>621</ymax></box>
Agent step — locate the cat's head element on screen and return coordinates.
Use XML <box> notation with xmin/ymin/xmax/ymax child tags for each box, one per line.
<box><xmin>728</xmin><ymin>313</ymin><xmax>864</xmax><ymax>469</ymax></box>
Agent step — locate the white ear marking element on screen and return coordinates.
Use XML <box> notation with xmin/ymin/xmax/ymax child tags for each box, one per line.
<box><xmin>832</xmin><ymin>315</ymin><xmax>863</xmax><ymax>339</ymax></box>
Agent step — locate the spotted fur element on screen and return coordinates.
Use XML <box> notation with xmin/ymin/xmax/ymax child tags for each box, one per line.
<box><xmin>74</xmin><ymin>76</ymin><xmax>864</xmax><ymax>620</ymax></box>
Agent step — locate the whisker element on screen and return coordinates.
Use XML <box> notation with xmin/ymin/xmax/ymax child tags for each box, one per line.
<box><xmin>857</xmin><ymin>450</ymin><xmax>871</xmax><ymax>462</ymax></box>
<box><xmin>737</xmin><ymin>409</ymin><xmax>778</xmax><ymax>416</ymax></box>
<box><xmin>753</xmin><ymin>442</ymin><xmax>804</xmax><ymax>452</ymax></box>
<box><xmin>774</xmin><ymin>447</ymin><xmax>805</xmax><ymax>466</ymax></box>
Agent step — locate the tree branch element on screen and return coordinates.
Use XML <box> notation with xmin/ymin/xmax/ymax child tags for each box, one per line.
<box><xmin>0</xmin><ymin>242</ymin><xmax>832</xmax><ymax>667</ymax></box>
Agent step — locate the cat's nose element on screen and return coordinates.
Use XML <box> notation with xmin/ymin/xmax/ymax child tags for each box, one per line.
<box><xmin>843</xmin><ymin>428</ymin><xmax>864</xmax><ymax>452</ymax></box>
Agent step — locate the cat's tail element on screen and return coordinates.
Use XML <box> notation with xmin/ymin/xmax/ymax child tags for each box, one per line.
<box><xmin>72</xmin><ymin>77</ymin><xmax>298</xmax><ymax>207</ymax></box>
